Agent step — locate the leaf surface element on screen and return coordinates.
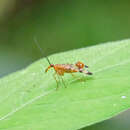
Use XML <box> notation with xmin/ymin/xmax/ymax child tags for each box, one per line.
<box><xmin>0</xmin><ymin>39</ymin><xmax>130</xmax><ymax>130</ymax></box>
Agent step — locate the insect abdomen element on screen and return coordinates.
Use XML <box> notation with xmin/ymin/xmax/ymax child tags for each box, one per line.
<box><xmin>55</xmin><ymin>64</ymin><xmax>78</xmax><ymax>73</ymax></box>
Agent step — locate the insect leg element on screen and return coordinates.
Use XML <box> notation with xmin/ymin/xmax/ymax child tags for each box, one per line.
<box><xmin>60</xmin><ymin>76</ymin><xmax>67</xmax><ymax>88</ymax></box>
<box><xmin>53</xmin><ymin>72</ymin><xmax>59</xmax><ymax>90</ymax></box>
<box><xmin>57</xmin><ymin>70</ymin><xmax>67</xmax><ymax>88</ymax></box>
<box><xmin>71</xmin><ymin>73</ymin><xmax>75</xmax><ymax>77</ymax></box>
<box><xmin>71</xmin><ymin>73</ymin><xmax>84</xmax><ymax>82</ymax></box>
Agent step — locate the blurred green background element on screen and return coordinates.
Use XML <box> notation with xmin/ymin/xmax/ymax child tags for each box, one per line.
<box><xmin>0</xmin><ymin>0</ymin><xmax>130</xmax><ymax>130</ymax></box>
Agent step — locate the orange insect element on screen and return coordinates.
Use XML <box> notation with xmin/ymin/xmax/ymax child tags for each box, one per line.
<box><xmin>34</xmin><ymin>38</ymin><xmax>92</xmax><ymax>89</ymax></box>
<box><xmin>45</xmin><ymin>61</ymin><xmax>92</xmax><ymax>89</ymax></box>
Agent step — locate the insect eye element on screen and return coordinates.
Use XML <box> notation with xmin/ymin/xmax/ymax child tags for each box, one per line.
<box><xmin>50</xmin><ymin>64</ymin><xmax>54</xmax><ymax>67</ymax></box>
<box><xmin>85</xmin><ymin>65</ymin><xmax>88</xmax><ymax>68</ymax></box>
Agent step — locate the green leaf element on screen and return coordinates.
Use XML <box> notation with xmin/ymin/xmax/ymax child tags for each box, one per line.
<box><xmin>0</xmin><ymin>39</ymin><xmax>130</xmax><ymax>130</ymax></box>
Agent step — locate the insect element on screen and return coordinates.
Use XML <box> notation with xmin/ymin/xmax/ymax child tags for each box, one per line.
<box><xmin>45</xmin><ymin>61</ymin><xmax>92</xmax><ymax>88</ymax></box>
<box><xmin>34</xmin><ymin>38</ymin><xmax>92</xmax><ymax>89</ymax></box>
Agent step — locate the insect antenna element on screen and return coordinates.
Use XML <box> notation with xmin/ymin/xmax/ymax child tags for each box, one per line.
<box><xmin>34</xmin><ymin>37</ymin><xmax>52</xmax><ymax>65</ymax></box>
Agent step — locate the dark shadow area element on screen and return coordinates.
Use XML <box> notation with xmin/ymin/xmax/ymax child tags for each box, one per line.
<box><xmin>80</xmin><ymin>109</ymin><xmax>130</xmax><ymax>130</ymax></box>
